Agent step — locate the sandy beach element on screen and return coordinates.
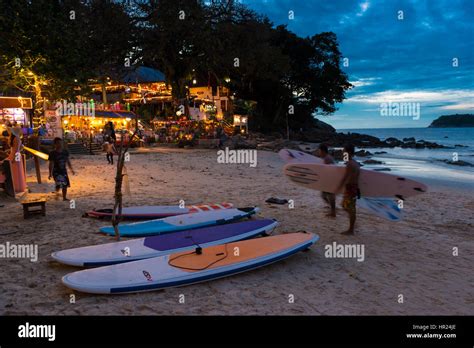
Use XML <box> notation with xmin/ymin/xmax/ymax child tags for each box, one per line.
<box><xmin>0</xmin><ymin>148</ymin><xmax>473</xmax><ymax>315</ymax></box>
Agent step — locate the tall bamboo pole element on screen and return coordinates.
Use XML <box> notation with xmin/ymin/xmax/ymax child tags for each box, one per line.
<box><xmin>111</xmin><ymin>127</ymin><xmax>138</xmax><ymax>241</ymax></box>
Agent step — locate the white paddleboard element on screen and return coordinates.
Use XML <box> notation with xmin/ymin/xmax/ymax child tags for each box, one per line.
<box><xmin>61</xmin><ymin>232</ymin><xmax>318</xmax><ymax>294</ymax></box>
<box><xmin>99</xmin><ymin>207</ymin><xmax>259</xmax><ymax>237</ymax></box>
<box><xmin>284</xmin><ymin>163</ymin><xmax>427</xmax><ymax>199</ymax></box>
<box><xmin>52</xmin><ymin>219</ymin><xmax>278</xmax><ymax>267</ymax></box>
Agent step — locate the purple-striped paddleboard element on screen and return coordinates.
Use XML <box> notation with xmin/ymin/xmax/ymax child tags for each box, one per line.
<box><xmin>52</xmin><ymin>219</ymin><xmax>278</xmax><ymax>267</ymax></box>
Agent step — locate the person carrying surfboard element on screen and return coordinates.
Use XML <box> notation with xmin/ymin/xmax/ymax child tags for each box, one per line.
<box><xmin>337</xmin><ymin>144</ymin><xmax>360</xmax><ymax>235</ymax></box>
<box><xmin>316</xmin><ymin>144</ymin><xmax>336</xmax><ymax>217</ymax></box>
<box><xmin>48</xmin><ymin>137</ymin><xmax>75</xmax><ymax>201</ymax></box>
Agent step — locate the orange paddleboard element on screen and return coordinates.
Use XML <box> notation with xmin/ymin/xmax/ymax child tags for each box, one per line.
<box><xmin>61</xmin><ymin>232</ymin><xmax>319</xmax><ymax>294</ymax></box>
<box><xmin>169</xmin><ymin>232</ymin><xmax>317</xmax><ymax>272</ymax></box>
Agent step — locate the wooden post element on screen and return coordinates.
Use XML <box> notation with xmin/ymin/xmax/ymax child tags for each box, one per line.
<box><xmin>111</xmin><ymin>129</ymin><xmax>137</xmax><ymax>241</ymax></box>
<box><xmin>33</xmin><ymin>156</ymin><xmax>41</xmax><ymax>184</ymax></box>
<box><xmin>29</xmin><ymin>136</ymin><xmax>42</xmax><ymax>184</ymax></box>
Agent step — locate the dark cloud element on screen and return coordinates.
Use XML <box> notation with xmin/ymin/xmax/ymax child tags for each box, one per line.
<box><xmin>242</xmin><ymin>0</ymin><xmax>474</xmax><ymax>128</ymax></box>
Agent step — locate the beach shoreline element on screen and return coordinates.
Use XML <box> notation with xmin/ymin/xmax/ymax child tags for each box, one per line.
<box><xmin>0</xmin><ymin>148</ymin><xmax>473</xmax><ymax>315</ymax></box>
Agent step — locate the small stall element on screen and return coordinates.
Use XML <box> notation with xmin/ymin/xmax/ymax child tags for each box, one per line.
<box><xmin>233</xmin><ymin>114</ymin><xmax>248</xmax><ymax>134</ymax></box>
<box><xmin>0</xmin><ymin>97</ymin><xmax>33</xmax><ymax>147</ymax></box>
<box><xmin>0</xmin><ymin>97</ymin><xmax>32</xmax><ymax>196</ymax></box>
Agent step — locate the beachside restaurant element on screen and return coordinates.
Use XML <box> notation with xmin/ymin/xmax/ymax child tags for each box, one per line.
<box><xmin>81</xmin><ymin>66</ymin><xmax>246</xmax><ymax>148</ymax></box>
<box><xmin>62</xmin><ymin>111</ymin><xmax>142</xmax><ymax>151</ymax></box>
<box><xmin>150</xmin><ymin>116</ymin><xmax>234</xmax><ymax>148</ymax></box>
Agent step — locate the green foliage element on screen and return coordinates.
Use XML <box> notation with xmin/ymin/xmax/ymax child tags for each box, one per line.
<box><xmin>0</xmin><ymin>0</ymin><xmax>352</xmax><ymax>133</ymax></box>
<box><xmin>0</xmin><ymin>0</ymin><xmax>135</xmax><ymax>101</ymax></box>
<box><xmin>138</xmin><ymin>0</ymin><xmax>351</xmax><ymax>132</ymax></box>
<box><xmin>139</xmin><ymin>0</ymin><xmax>208</xmax><ymax>100</ymax></box>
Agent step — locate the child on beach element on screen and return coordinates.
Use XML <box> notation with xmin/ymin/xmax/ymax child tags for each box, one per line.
<box><xmin>336</xmin><ymin>144</ymin><xmax>360</xmax><ymax>235</ymax></box>
<box><xmin>103</xmin><ymin>139</ymin><xmax>116</xmax><ymax>165</ymax></box>
<box><xmin>317</xmin><ymin>144</ymin><xmax>336</xmax><ymax>217</ymax></box>
<box><xmin>49</xmin><ymin>137</ymin><xmax>75</xmax><ymax>201</ymax></box>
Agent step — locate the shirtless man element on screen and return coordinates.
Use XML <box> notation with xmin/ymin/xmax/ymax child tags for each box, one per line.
<box><xmin>336</xmin><ymin>144</ymin><xmax>360</xmax><ymax>235</ymax></box>
<box><xmin>317</xmin><ymin>144</ymin><xmax>336</xmax><ymax>217</ymax></box>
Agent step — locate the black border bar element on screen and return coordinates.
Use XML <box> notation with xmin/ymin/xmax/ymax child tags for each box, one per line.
<box><xmin>0</xmin><ymin>315</ymin><xmax>472</xmax><ymax>346</ymax></box>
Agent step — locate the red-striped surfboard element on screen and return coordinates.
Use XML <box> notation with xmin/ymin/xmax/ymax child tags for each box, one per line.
<box><xmin>86</xmin><ymin>203</ymin><xmax>233</xmax><ymax>220</ymax></box>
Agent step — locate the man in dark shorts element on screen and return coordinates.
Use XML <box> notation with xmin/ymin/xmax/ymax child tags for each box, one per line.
<box><xmin>49</xmin><ymin>137</ymin><xmax>75</xmax><ymax>201</ymax></box>
<box><xmin>317</xmin><ymin>144</ymin><xmax>336</xmax><ymax>217</ymax></box>
<box><xmin>336</xmin><ymin>144</ymin><xmax>360</xmax><ymax>235</ymax></box>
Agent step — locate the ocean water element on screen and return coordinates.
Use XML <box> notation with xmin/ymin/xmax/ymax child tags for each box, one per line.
<box><xmin>339</xmin><ymin>127</ymin><xmax>474</xmax><ymax>185</ymax></box>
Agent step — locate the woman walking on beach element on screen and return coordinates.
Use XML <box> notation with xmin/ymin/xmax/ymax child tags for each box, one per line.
<box><xmin>49</xmin><ymin>137</ymin><xmax>75</xmax><ymax>201</ymax></box>
<box><xmin>103</xmin><ymin>139</ymin><xmax>117</xmax><ymax>165</ymax></box>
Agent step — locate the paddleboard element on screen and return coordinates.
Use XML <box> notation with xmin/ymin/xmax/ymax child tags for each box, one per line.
<box><xmin>357</xmin><ymin>197</ymin><xmax>402</xmax><ymax>221</ymax></box>
<box><xmin>99</xmin><ymin>207</ymin><xmax>260</xmax><ymax>237</ymax></box>
<box><xmin>278</xmin><ymin>149</ymin><xmax>323</xmax><ymax>164</ymax></box>
<box><xmin>284</xmin><ymin>163</ymin><xmax>427</xmax><ymax>199</ymax></box>
<box><xmin>61</xmin><ymin>232</ymin><xmax>318</xmax><ymax>294</ymax></box>
<box><xmin>23</xmin><ymin>146</ymin><xmax>49</xmax><ymax>161</ymax></box>
<box><xmin>52</xmin><ymin>219</ymin><xmax>278</xmax><ymax>267</ymax></box>
<box><xmin>86</xmin><ymin>202</ymin><xmax>233</xmax><ymax>219</ymax></box>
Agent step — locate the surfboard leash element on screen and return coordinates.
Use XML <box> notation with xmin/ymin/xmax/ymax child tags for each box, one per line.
<box><xmin>184</xmin><ymin>234</ymin><xmax>202</xmax><ymax>253</ymax></box>
<box><xmin>168</xmin><ymin>244</ymin><xmax>229</xmax><ymax>271</ymax></box>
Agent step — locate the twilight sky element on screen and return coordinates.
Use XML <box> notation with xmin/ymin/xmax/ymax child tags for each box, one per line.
<box><xmin>242</xmin><ymin>0</ymin><xmax>474</xmax><ymax>129</ymax></box>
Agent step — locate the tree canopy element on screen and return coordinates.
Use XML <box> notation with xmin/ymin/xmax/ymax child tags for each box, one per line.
<box><xmin>0</xmin><ymin>0</ymin><xmax>351</xmax><ymax>132</ymax></box>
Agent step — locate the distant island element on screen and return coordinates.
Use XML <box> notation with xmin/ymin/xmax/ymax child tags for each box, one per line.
<box><xmin>429</xmin><ymin>114</ymin><xmax>474</xmax><ymax>128</ymax></box>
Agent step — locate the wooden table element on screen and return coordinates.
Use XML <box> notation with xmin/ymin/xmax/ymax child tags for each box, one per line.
<box><xmin>20</xmin><ymin>194</ymin><xmax>47</xmax><ymax>219</ymax></box>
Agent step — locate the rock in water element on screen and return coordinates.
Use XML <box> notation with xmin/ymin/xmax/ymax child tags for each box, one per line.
<box><xmin>363</xmin><ymin>159</ymin><xmax>384</xmax><ymax>165</ymax></box>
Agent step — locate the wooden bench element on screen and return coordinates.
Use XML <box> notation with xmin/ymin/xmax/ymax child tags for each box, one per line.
<box><xmin>20</xmin><ymin>195</ymin><xmax>47</xmax><ymax>219</ymax></box>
